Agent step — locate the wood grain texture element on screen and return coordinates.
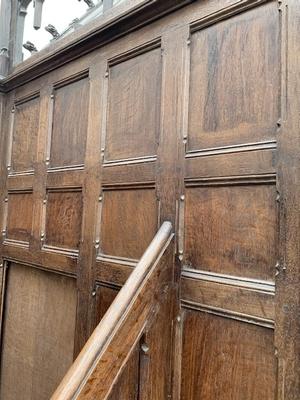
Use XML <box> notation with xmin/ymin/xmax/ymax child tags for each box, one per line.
<box><xmin>94</xmin><ymin>284</ymin><xmax>119</xmax><ymax>328</ymax></box>
<box><xmin>94</xmin><ymin>285</ymin><xmax>140</xmax><ymax>400</ymax></box>
<box><xmin>188</xmin><ymin>2</ymin><xmax>280</xmax><ymax>150</ymax></box>
<box><xmin>11</xmin><ymin>96</ymin><xmax>39</xmax><ymax>172</ymax></box>
<box><xmin>186</xmin><ymin>149</ymin><xmax>276</xmax><ymax>179</ymax></box>
<box><xmin>77</xmin><ymin>239</ymin><xmax>173</xmax><ymax>400</ymax></box>
<box><xmin>107</xmin><ymin>345</ymin><xmax>139</xmax><ymax>400</ymax></box>
<box><xmin>139</xmin><ymin>288</ymin><xmax>174</xmax><ymax>400</ymax></box>
<box><xmin>50</xmin><ymin>77</ymin><xmax>89</xmax><ymax>167</ymax></box>
<box><xmin>51</xmin><ymin>224</ymin><xmax>173</xmax><ymax>400</ymax></box>
<box><xmin>100</xmin><ymin>189</ymin><xmax>158</xmax><ymax>259</ymax></box>
<box><xmin>72</xmin><ymin>63</ymin><xmax>104</xmax><ymax>354</ymax></box>
<box><xmin>95</xmin><ymin>260</ymin><xmax>132</xmax><ymax>286</ymax></box>
<box><xmin>45</xmin><ymin>190</ymin><xmax>83</xmax><ymax>251</ymax></box>
<box><xmin>0</xmin><ymin>263</ymin><xmax>77</xmax><ymax>400</ymax></box>
<box><xmin>181</xmin><ymin>310</ymin><xmax>277</xmax><ymax>400</ymax></box>
<box><xmin>0</xmin><ymin>1</ymin><xmax>299</xmax><ymax>398</ymax></box>
<box><xmin>275</xmin><ymin>1</ymin><xmax>300</xmax><ymax>398</ymax></box>
<box><xmin>6</xmin><ymin>191</ymin><xmax>33</xmax><ymax>243</ymax></box>
<box><xmin>184</xmin><ymin>184</ymin><xmax>277</xmax><ymax>280</ymax></box>
<box><xmin>106</xmin><ymin>48</ymin><xmax>161</xmax><ymax>161</ymax></box>
<box><xmin>181</xmin><ymin>276</ymin><xmax>275</xmax><ymax>322</ymax></box>
<box><xmin>102</xmin><ymin>162</ymin><xmax>156</xmax><ymax>185</ymax></box>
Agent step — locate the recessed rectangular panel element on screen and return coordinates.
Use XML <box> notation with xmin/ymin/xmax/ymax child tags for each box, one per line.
<box><xmin>0</xmin><ymin>263</ymin><xmax>77</xmax><ymax>400</ymax></box>
<box><xmin>181</xmin><ymin>277</ymin><xmax>275</xmax><ymax>321</ymax></box>
<box><xmin>11</xmin><ymin>96</ymin><xmax>39</xmax><ymax>172</ymax></box>
<box><xmin>188</xmin><ymin>3</ymin><xmax>279</xmax><ymax>150</ymax></box>
<box><xmin>6</xmin><ymin>191</ymin><xmax>33</xmax><ymax>243</ymax></box>
<box><xmin>184</xmin><ymin>185</ymin><xmax>276</xmax><ymax>280</ymax></box>
<box><xmin>106</xmin><ymin>48</ymin><xmax>162</xmax><ymax>161</ymax></box>
<box><xmin>94</xmin><ymin>285</ymin><xmax>119</xmax><ymax>327</ymax></box>
<box><xmin>107</xmin><ymin>346</ymin><xmax>140</xmax><ymax>400</ymax></box>
<box><xmin>45</xmin><ymin>189</ymin><xmax>83</xmax><ymax>251</ymax></box>
<box><xmin>181</xmin><ymin>311</ymin><xmax>276</xmax><ymax>400</ymax></box>
<box><xmin>101</xmin><ymin>188</ymin><xmax>158</xmax><ymax>259</ymax></box>
<box><xmin>94</xmin><ymin>285</ymin><xmax>139</xmax><ymax>400</ymax></box>
<box><xmin>50</xmin><ymin>77</ymin><xmax>89</xmax><ymax>167</ymax></box>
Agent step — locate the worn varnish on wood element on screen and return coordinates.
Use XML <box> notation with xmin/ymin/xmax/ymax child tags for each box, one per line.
<box><xmin>0</xmin><ymin>0</ymin><xmax>299</xmax><ymax>399</ymax></box>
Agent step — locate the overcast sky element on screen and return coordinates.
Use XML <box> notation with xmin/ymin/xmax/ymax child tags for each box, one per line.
<box><xmin>23</xmin><ymin>0</ymin><xmax>101</xmax><ymax>57</ymax></box>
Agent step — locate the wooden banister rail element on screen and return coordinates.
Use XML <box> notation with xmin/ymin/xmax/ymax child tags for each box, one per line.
<box><xmin>51</xmin><ymin>221</ymin><xmax>173</xmax><ymax>400</ymax></box>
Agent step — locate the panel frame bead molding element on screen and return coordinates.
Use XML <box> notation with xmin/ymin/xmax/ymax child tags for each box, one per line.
<box><xmin>7</xmin><ymin>91</ymin><xmax>40</xmax><ymax>175</ymax></box>
<box><xmin>187</xmin><ymin>1</ymin><xmax>280</xmax><ymax>154</ymax></box>
<box><xmin>42</xmin><ymin>187</ymin><xmax>83</xmax><ymax>256</ymax></box>
<box><xmin>3</xmin><ymin>189</ymin><xmax>34</xmax><ymax>247</ymax></box>
<box><xmin>104</xmin><ymin>40</ymin><xmax>162</xmax><ymax>163</ymax></box>
<box><xmin>47</xmin><ymin>71</ymin><xmax>90</xmax><ymax>171</ymax></box>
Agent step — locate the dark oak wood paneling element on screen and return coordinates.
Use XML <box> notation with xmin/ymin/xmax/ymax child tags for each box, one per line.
<box><xmin>100</xmin><ymin>188</ymin><xmax>158</xmax><ymax>260</ymax></box>
<box><xmin>275</xmin><ymin>1</ymin><xmax>300</xmax><ymax>397</ymax></box>
<box><xmin>188</xmin><ymin>2</ymin><xmax>280</xmax><ymax>151</ymax></box>
<box><xmin>6</xmin><ymin>191</ymin><xmax>33</xmax><ymax>244</ymax></box>
<box><xmin>185</xmin><ymin>149</ymin><xmax>276</xmax><ymax>179</ymax></box>
<box><xmin>10</xmin><ymin>95</ymin><xmax>40</xmax><ymax>173</ymax></box>
<box><xmin>0</xmin><ymin>0</ymin><xmax>299</xmax><ymax>398</ymax></box>
<box><xmin>107</xmin><ymin>345</ymin><xmax>140</xmax><ymax>400</ymax></box>
<box><xmin>181</xmin><ymin>310</ymin><xmax>277</xmax><ymax>400</ymax></box>
<box><xmin>181</xmin><ymin>276</ymin><xmax>275</xmax><ymax>322</ymax></box>
<box><xmin>44</xmin><ymin>189</ymin><xmax>83</xmax><ymax>253</ymax></box>
<box><xmin>105</xmin><ymin>47</ymin><xmax>161</xmax><ymax>161</ymax></box>
<box><xmin>50</xmin><ymin>77</ymin><xmax>89</xmax><ymax>168</ymax></box>
<box><xmin>179</xmin><ymin>2</ymin><xmax>281</xmax><ymax>399</ymax></box>
<box><xmin>94</xmin><ymin>284</ymin><xmax>140</xmax><ymax>400</ymax></box>
<box><xmin>94</xmin><ymin>284</ymin><xmax>119</xmax><ymax>326</ymax></box>
<box><xmin>0</xmin><ymin>263</ymin><xmax>77</xmax><ymax>400</ymax></box>
<box><xmin>184</xmin><ymin>184</ymin><xmax>277</xmax><ymax>280</ymax></box>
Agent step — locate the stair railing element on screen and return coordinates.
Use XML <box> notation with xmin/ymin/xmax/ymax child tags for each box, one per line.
<box><xmin>51</xmin><ymin>221</ymin><xmax>173</xmax><ymax>400</ymax></box>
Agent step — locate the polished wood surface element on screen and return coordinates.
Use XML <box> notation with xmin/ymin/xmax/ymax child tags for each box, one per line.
<box><xmin>0</xmin><ymin>0</ymin><xmax>299</xmax><ymax>398</ymax></box>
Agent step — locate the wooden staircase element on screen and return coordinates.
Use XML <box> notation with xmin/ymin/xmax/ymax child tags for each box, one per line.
<box><xmin>52</xmin><ymin>222</ymin><xmax>174</xmax><ymax>399</ymax></box>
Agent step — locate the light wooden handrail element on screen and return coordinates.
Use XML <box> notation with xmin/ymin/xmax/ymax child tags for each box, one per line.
<box><xmin>51</xmin><ymin>221</ymin><xmax>173</xmax><ymax>400</ymax></box>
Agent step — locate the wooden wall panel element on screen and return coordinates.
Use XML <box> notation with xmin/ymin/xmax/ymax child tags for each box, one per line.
<box><xmin>100</xmin><ymin>188</ymin><xmax>158</xmax><ymax>260</ymax></box>
<box><xmin>105</xmin><ymin>47</ymin><xmax>161</xmax><ymax>161</ymax></box>
<box><xmin>188</xmin><ymin>2</ymin><xmax>279</xmax><ymax>151</ymax></box>
<box><xmin>181</xmin><ymin>310</ymin><xmax>277</xmax><ymax>400</ymax></box>
<box><xmin>181</xmin><ymin>276</ymin><xmax>275</xmax><ymax>322</ymax></box>
<box><xmin>6</xmin><ymin>191</ymin><xmax>33</xmax><ymax>244</ymax></box>
<box><xmin>107</xmin><ymin>345</ymin><xmax>140</xmax><ymax>400</ymax></box>
<box><xmin>94</xmin><ymin>284</ymin><xmax>119</xmax><ymax>326</ymax></box>
<box><xmin>184</xmin><ymin>184</ymin><xmax>277</xmax><ymax>280</ymax></box>
<box><xmin>0</xmin><ymin>263</ymin><xmax>77</xmax><ymax>400</ymax></box>
<box><xmin>50</xmin><ymin>77</ymin><xmax>89</xmax><ymax>168</ymax></box>
<box><xmin>93</xmin><ymin>284</ymin><xmax>140</xmax><ymax>400</ymax></box>
<box><xmin>11</xmin><ymin>95</ymin><xmax>40</xmax><ymax>173</ymax></box>
<box><xmin>44</xmin><ymin>189</ymin><xmax>83</xmax><ymax>252</ymax></box>
<box><xmin>0</xmin><ymin>0</ymin><xmax>298</xmax><ymax>398</ymax></box>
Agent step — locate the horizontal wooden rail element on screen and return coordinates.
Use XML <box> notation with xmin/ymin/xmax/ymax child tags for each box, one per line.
<box><xmin>51</xmin><ymin>221</ymin><xmax>173</xmax><ymax>400</ymax></box>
